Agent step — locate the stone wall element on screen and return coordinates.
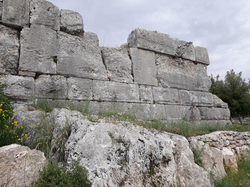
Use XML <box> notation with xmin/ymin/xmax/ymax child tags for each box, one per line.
<box><xmin>0</xmin><ymin>0</ymin><xmax>230</xmax><ymax>124</ymax></box>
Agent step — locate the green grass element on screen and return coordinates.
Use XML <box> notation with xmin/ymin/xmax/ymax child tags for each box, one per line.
<box><xmin>214</xmin><ymin>154</ymin><xmax>250</xmax><ymax>187</ymax></box>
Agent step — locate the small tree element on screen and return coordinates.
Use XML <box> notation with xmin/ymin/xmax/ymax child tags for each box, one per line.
<box><xmin>210</xmin><ymin>70</ymin><xmax>250</xmax><ymax>124</ymax></box>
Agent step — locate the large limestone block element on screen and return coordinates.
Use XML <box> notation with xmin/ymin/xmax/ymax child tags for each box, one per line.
<box><xmin>0</xmin><ymin>25</ymin><xmax>19</xmax><ymax>75</ymax></box>
<box><xmin>101</xmin><ymin>47</ymin><xmax>133</xmax><ymax>83</ymax></box>
<box><xmin>92</xmin><ymin>80</ymin><xmax>139</xmax><ymax>102</ymax></box>
<box><xmin>156</xmin><ymin>54</ymin><xmax>211</xmax><ymax>91</ymax></box>
<box><xmin>19</xmin><ymin>25</ymin><xmax>58</xmax><ymax>74</ymax></box>
<box><xmin>57</xmin><ymin>32</ymin><xmax>107</xmax><ymax>80</ymax></box>
<box><xmin>83</xmin><ymin>31</ymin><xmax>99</xmax><ymax>46</ymax></box>
<box><xmin>139</xmin><ymin>85</ymin><xmax>153</xmax><ymax>103</ymax></box>
<box><xmin>199</xmin><ymin>107</ymin><xmax>230</xmax><ymax>120</ymax></box>
<box><xmin>153</xmin><ymin>87</ymin><xmax>180</xmax><ymax>104</ymax></box>
<box><xmin>164</xmin><ymin>105</ymin><xmax>201</xmax><ymax>121</ymax></box>
<box><xmin>195</xmin><ymin>46</ymin><xmax>210</xmax><ymax>65</ymax></box>
<box><xmin>213</xmin><ymin>95</ymin><xmax>228</xmax><ymax>108</ymax></box>
<box><xmin>35</xmin><ymin>75</ymin><xmax>67</xmax><ymax>99</ymax></box>
<box><xmin>177</xmin><ymin>40</ymin><xmax>196</xmax><ymax>61</ymax></box>
<box><xmin>60</xmin><ymin>9</ymin><xmax>84</xmax><ymax>37</ymax></box>
<box><xmin>128</xmin><ymin>28</ymin><xmax>179</xmax><ymax>56</ymax></box>
<box><xmin>130</xmin><ymin>48</ymin><xmax>157</xmax><ymax>86</ymax></box>
<box><xmin>0</xmin><ymin>144</ymin><xmax>46</xmax><ymax>187</ymax></box>
<box><xmin>179</xmin><ymin>90</ymin><xmax>213</xmax><ymax>107</ymax></box>
<box><xmin>0</xmin><ymin>75</ymin><xmax>34</xmax><ymax>100</ymax></box>
<box><xmin>67</xmin><ymin>77</ymin><xmax>93</xmax><ymax>100</ymax></box>
<box><xmin>2</xmin><ymin>0</ymin><xmax>29</xmax><ymax>28</ymax></box>
<box><xmin>30</xmin><ymin>0</ymin><xmax>60</xmax><ymax>31</ymax></box>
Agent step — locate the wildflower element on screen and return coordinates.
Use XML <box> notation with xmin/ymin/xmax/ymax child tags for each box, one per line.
<box><xmin>37</xmin><ymin>123</ymin><xmax>40</xmax><ymax>126</ymax></box>
<box><xmin>24</xmin><ymin>134</ymin><xmax>28</xmax><ymax>139</ymax></box>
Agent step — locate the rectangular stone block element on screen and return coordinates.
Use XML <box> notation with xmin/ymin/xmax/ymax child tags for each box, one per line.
<box><xmin>128</xmin><ymin>28</ymin><xmax>179</xmax><ymax>56</ymax></box>
<box><xmin>212</xmin><ymin>95</ymin><xmax>228</xmax><ymax>108</ymax></box>
<box><xmin>67</xmin><ymin>77</ymin><xmax>93</xmax><ymax>100</ymax></box>
<box><xmin>60</xmin><ymin>9</ymin><xmax>84</xmax><ymax>37</ymax></box>
<box><xmin>164</xmin><ymin>105</ymin><xmax>201</xmax><ymax>121</ymax></box>
<box><xmin>153</xmin><ymin>87</ymin><xmax>179</xmax><ymax>104</ymax></box>
<box><xmin>19</xmin><ymin>25</ymin><xmax>58</xmax><ymax>74</ymax></box>
<box><xmin>35</xmin><ymin>75</ymin><xmax>67</xmax><ymax>99</ymax></box>
<box><xmin>30</xmin><ymin>0</ymin><xmax>60</xmax><ymax>31</ymax></box>
<box><xmin>139</xmin><ymin>85</ymin><xmax>153</xmax><ymax>103</ymax></box>
<box><xmin>57</xmin><ymin>32</ymin><xmax>107</xmax><ymax>80</ymax></box>
<box><xmin>130</xmin><ymin>48</ymin><xmax>157</xmax><ymax>86</ymax></box>
<box><xmin>101</xmin><ymin>47</ymin><xmax>133</xmax><ymax>83</ymax></box>
<box><xmin>195</xmin><ymin>46</ymin><xmax>210</xmax><ymax>65</ymax></box>
<box><xmin>0</xmin><ymin>25</ymin><xmax>19</xmax><ymax>75</ymax></box>
<box><xmin>156</xmin><ymin>54</ymin><xmax>211</xmax><ymax>91</ymax></box>
<box><xmin>179</xmin><ymin>90</ymin><xmax>214</xmax><ymax>107</ymax></box>
<box><xmin>199</xmin><ymin>107</ymin><xmax>230</xmax><ymax>120</ymax></box>
<box><xmin>2</xmin><ymin>0</ymin><xmax>29</xmax><ymax>29</ymax></box>
<box><xmin>0</xmin><ymin>75</ymin><xmax>34</xmax><ymax>100</ymax></box>
<box><xmin>92</xmin><ymin>80</ymin><xmax>139</xmax><ymax>102</ymax></box>
<box><xmin>176</xmin><ymin>40</ymin><xmax>196</xmax><ymax>61</ymax></box>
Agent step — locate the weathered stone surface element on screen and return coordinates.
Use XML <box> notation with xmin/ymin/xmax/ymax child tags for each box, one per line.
<box><xmin>0</xmin><ymin>25</ymin><xmax>19</xmax><ymax>75</ymax></box>
<box><xmin>179</xmin><ymin>90</ymin><xmax>213</xmax><ymax>107</ymax></box>
<box><xmin>130</xmin><ymin>48</ymin><xmax>157</xmax><ymax>86</ymax></box>
<box><xmin>128</xmin><ymin>28</ymin><xmax>179</xmax><ymax>56</ymax></box>
<box><xmin>0</xmin><ymin>0</ymin><xmax>3</xmax><ymax>21</ymax></box>
<box><xmin>52</xmin><ymin>108</ymin><xmax>212</xmax><ymax>187</ymax></box>
<box><xmin>93</xmin><ymin>80</ymin><xmax>139</xmax><ymax>102</ymax></box>
<box><xmin>60</xmin><ymin>9</ymin><xmax>84</xmax><ymax>37</ymax></box>
<box><xmin>139</xmin><ymin>85</ymin><xmax>153</xmax><ymax>103</ymax></box>
<box><xmin>57</xmin><ymin>32</ymin><xmax>107</xmax><ymax>80</ymax></box>
<box><xmin>176</xmin><ymin>40</ymin><xmax>196</xmax><ymax>61</ymax></box>
<box><xmin>102</xmin><ymin>47</ymin><xmax>133</xmax><ymax>83</ymax></box>
<box><xmin>153</xmin><ymin>87</ymin><xmax>179</xmax><ymax>104</ymax></box>
<box><xmin>195</xmin><ymin>46</ymin><xmax>210</xmax><ymax>65</ymax></box>
<box><xmin>2</xmin><ymin>0</ymin><xmax>29</xmax><ymax>28</ymax></box>
<box><xmin>30</xmin><ymin>0</ymin><xmax>60</xmax><ymax>31</ymax></box>
<box><xmin>199</xmin><ymin>107</ymin><xmax>230</xmax><ymax>120</ymax></box>
<box><xmin>35</xmin><ymin>75</ymin><xmax>67</xmax><ymax>99</ymax></box>
<box><xmin>83</xmin><ymin>31</ymin><xmax>99</xmax><ymax>46</ymax></box>
<box><xmin>156</xmin><ymin>54</ymin><xmax>211</xmax><ymax>91</ymax></box>
<box><xmin>0</xmin><ymin>144</ymin><xmax>46</xmax><ymax>187</ymax></box>
<box><xmin>67</xmin><ymin>77</ymin><xmax>92</xmax><ymax>100</ymax></box>
<box><xmin>0</xmin><ymin>75</ymin><xmax>34</xmax><ymax>100</ymax></box>
<box><xmin>213</xmin><ymin>95</ymin><xmax>228</xmax><ymax>108</ymax></box>
<box><xmin>19</xmin><ymin>25</ymin><xmax>57</xmax><ymax>74</ymax></box>
<box><xmin>18</xmin><ymin>71</ymin><xmax>36</xmax><ymax>77</ymax></box>
<box><xmin>189</xmin><ymin>131</ymin><xmax>250</xmax><ymax>179</ymax></box>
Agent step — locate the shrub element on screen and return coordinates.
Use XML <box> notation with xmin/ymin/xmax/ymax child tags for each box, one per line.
<box><xmin>0</xmin><ymin>82</ymin><xmax>25</xmax><ymax>146</ymax></box>
<box><xmin>32</xmin><ymin>160</ymin><xmax>92</xmax><ymax>187</ymax></box>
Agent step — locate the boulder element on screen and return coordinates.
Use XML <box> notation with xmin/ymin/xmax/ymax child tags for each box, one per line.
<box><xmin>0</xmin><ymin>25</ymin><xmax>19</xmax><ymax>75</ymax></box>
<box><xmin>102</xmin><ymin>47</ymin><xmax>133</xmax><ymax>83</ymax></box>
<box><xmin>57</xmin><ymin>32</ymin><xmax>107</xmax><ymax>80</ymax></box>
<box><xmin>60</xmin><ymin>9</ymin><xmax>84</xmax><ymax>37</ymax></box>
<box><xmin>35</xmin><ymin>75</ymin><xmax>68</xmax><ymax>99</ymax></box>
<box><xmin>19</xmin><ymin>25</ymin><xmax>58</xmax><ymax>74</ymax></box>
<box><xmin>47</xmin><ymin>108</ymin><xmax>212</xmax><ymax>187</ymax></box>
<box><xmin>30</xmin><ymin>0</ymin><xmax>60</xmax><ymax>31</ymax></box>
<box><xmin>130</xmin><ymin>48</ymin><xmax>158</xmax><ymax>86</ymax></box>
<box><xmin>0</xmin><ymin>144</ymin><xmax>46</xmax><ymax>187</ymax></box>
<box><xmin>2</xmin><ymin>0</ymin><xmax>29</xmax><ymax>29</ymax></box>
<box><xmin>0</xmin><ymin>75</ymin><xmax>34</xmax><ymax>100</ymax></box>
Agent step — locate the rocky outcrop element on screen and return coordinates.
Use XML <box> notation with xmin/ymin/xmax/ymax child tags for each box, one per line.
<box><xmin>189</xmin><ymin>131</ymin><xmax>250</xmax><ymax>179</ymax></box>
<box><xmin>0</xmin><ymin>144</ymin><xmax>47</xmax><ymax>187</ymax></box>
<box><xmin>50</xmin><ymin>108</ymin><xmax>212</xmax><ymax>187</ymax></box>
<box><xmin>0</xmin><ymin>0</ymin><xmax>230</xmax><ymax>124</ymax></box>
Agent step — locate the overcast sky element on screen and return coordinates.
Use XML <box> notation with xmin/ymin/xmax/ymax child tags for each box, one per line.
<box><xmin>49</xmin><ymin>0</ymin><xmax>250</xmax><ymax>81</ymax></box>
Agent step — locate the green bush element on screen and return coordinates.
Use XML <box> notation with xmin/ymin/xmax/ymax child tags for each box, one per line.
<box><xmin>0</xmin><ymin>82</ymin><xmax>25</xmax><ymax>147</ymax></box>
<box><xmin>32</xmin><ymin>160</ymin><xmax>92</xmax><ymax>187</ymax></box>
